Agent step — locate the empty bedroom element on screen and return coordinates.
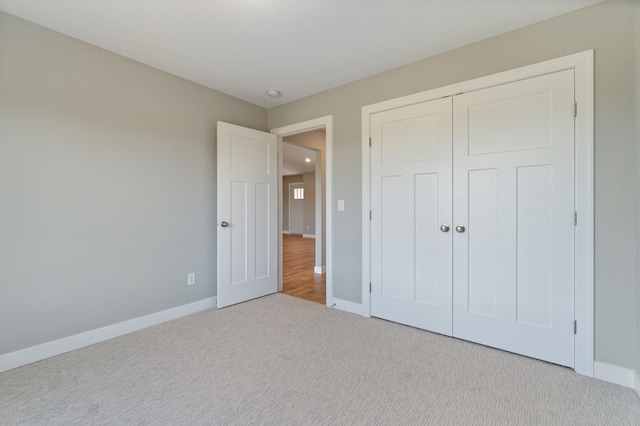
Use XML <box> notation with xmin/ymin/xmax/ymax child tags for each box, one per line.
<box><xmin>1</xmin><ymin>0</ymin><xmax>640</xmax><ymax>423</ymax></box>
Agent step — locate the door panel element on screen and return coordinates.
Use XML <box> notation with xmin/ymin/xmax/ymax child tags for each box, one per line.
<box><xmin>217</xmin><ymin>122</ymin><xmax>278</xmax><ymax>308</ymax></box>
<box><xmin>255</xmin><ymin>182</ymin><xmax>271</xmax><ymax>279</ymax></box>
<box><xmin>467</xmin><ymin>91</ymin><xmax>553</xmax><ymax>155</ymax></box>
<box><xmin>467</xmin><ymin>168</ymin><xmax>498</xmax><ymax>318</ymax></box>
<box><xmin>452</xmin><ymin>70</ymin><xmax>575</xmax><ymax>367</ymax></box>
<box><xmin>414</xmin><ymin>173</ymin><xmax>440</xmax><ymax>306</ymax></box>
<box><xmin>230</xmin><ymin>180</ymin><xmax>248</xmax><ymax>285</ymax></box>
<box><xmin>381</xmin><ymin>114</ymin><xmax>440</xmax><ymax>162</ymax></box>
<box><xmin>380</xmin><ymin>175</ymin><xmax>403</xmax><ymax>297</ymax></box>
<box><xmin>370</xmin><ymin>98</ymin><xmax>453</xmax><ymax>335</ymax></box>
<box><xmin>516</xmin><ymin>165</ymin><xmax>553</xmax><ymax>328</ymax></box>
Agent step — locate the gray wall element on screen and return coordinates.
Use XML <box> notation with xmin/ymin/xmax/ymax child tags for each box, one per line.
<box><xmin>282</xmin><ymin>174</ymin><xmax>303</xmax><ymax>232</ymax></box>
<box><xmin>0</xmin><ymin>12</ymin><xmax>267</xmax><ymax>356</ymax></box>
<box><xmin>268</xmin><ymin>0</ymin><xmax>637</xmax><ymax>369</ymax></box>
<box><xmin>303</xmin><ymin>172</ymin><xmax>316</xmax><ymax>235</ymax></box>
<box><xmin>635</xmin><ymin>0</ymin><xmax>640</xmax><ymax>376</ymax></box>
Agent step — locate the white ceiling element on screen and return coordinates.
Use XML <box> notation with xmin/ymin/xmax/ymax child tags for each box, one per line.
<box><xmin>282</xmin><ymin>143</ymin><xmax>316</xmax><ymax>176</ymax></box>
<box><xmin>0</xmin><ymin>0</ymin><xmax>605</xmax><ymax>108</ymax></box>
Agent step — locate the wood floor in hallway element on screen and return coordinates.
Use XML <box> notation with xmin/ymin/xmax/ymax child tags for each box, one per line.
<box><xmin>282</xmin><ymin>234</ymin><xmax>325</xmax><ymax>304</ymax></box>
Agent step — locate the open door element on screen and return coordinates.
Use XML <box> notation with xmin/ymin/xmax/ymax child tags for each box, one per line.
<box><xmin>217</xmin><ymin>122</ymin><xmax>278</xmax><ymax>308</ymax></box>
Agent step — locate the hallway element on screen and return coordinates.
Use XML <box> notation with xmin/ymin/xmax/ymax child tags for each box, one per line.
<box><xmin>282</xmin><ymin>234</ymin><xmax>325</xmax><ymax>304</ymax></box>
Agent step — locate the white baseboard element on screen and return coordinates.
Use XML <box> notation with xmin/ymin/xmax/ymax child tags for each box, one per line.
<box><xmin>302</xmin><ymin>234</ymin><xmax>315</xmax><ymax>238</ymax></box>
<box><xmin>593</xmin><ymin>361</ymin><xmax>638</xmax><ymax>389</ymax></box>
<box><xmin>282</xmin><ymin>230</ymin><xmax>291</xmax><ymax>234</ymax></box>
<box><xmin>0</xmin><ymin>297</ymin><xmax>217</xmax><ymax>373</ymax></box>
<box><xmin>314</xmin><ymin>266</ymin><xmax>326</xmax><ymax>274</ymax></box>
<box><xmin>330</xmin><ymin>298</ymin><xmax>362</xmax><ymax>315</ymax></box>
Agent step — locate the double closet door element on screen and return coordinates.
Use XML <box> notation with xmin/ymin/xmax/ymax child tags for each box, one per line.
<box><xmin>369</xmin><ymin>70</ymin><xmax>575</xmax><ymax>367</ymax></box>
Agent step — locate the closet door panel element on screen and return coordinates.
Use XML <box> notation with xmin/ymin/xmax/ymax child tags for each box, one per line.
<box><xmin>452</xmin><ymin>70</ymin><xmax>575</xmax><ymax>367</ymax></box>
<box><xmin>370</xmin><ymin>97</ymin><xmax>453</xmax><ymax>335</ymax></box>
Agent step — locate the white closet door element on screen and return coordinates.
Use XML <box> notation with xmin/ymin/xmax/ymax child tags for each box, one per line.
<box><xmin>452</xmin><ymin>70</ymin><xmax>575</xmax><ymax>367</ymax></box>
<box><xmin>370</xmin><ymin>98</ymin><xmax>453</xmax><ymax>335</ymax></box>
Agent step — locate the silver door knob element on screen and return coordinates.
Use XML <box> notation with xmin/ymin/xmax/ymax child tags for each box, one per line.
<box><xmin>455</xmin><ymin>225</ymin><xmax>465</xmax><ymax>233</ymax></box>
<box><xmin>440</xmin><ymin>224</ymin><xmax>450</xmax><ymax>233</ymax></box>
<box><xmin>220</xmin><ymin>221</ymin><xmax>230</xmax><ymax>228</ymax></box>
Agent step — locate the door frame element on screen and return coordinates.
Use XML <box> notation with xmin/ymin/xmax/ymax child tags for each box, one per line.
<box><xmin>361</xmin><ymin>51</ymin><xmax>594</xmax><ymax>376</ymax></box>
<box><xmin>271</xmin><ymin>116</ymin><xmax>334</xmax><ymax>307</ymax></box>
<box><xmin>288</xmin><ymin>181</ymin><xmax>305</xmax><ymax>234</ymax></box>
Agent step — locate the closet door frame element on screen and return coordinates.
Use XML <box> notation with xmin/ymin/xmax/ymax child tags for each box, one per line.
<box><xmin>361</xmin><ymin>50</ymin><xmax>594</xmax><ymax>377</ymax></box>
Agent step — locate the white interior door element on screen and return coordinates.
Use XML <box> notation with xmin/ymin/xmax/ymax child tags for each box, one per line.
<box><xmin>370</xmin><ymin>98</ymin><xmax>453</xmax><ymax>335</ymax></box>
<box><xmin>452</xmin><ymin>70</ymin><xmax>575</xmax><ymax>367</ymax></box>
<box><xmin>217</xmin><ymin>122</ymin><xmax>278</xmax><ymax>308</ymax></box>
<box><xmin>289</xmin><ymin>183</ymin><xmax>304</xmax><ymax>234</ymax></box>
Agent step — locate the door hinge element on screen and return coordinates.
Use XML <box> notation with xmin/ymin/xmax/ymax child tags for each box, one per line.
<box><xmin>573</xmin><ymin>101</ymin><xmax>577</xmax><ymax>118</ymax></box>
<box><xmin>369</xmin><ymin>282</ymin><xmax>372</xmax><ymax>293</ymax></box>
<box><xmin>369</xmin><ymin>137</ymin><xmax>372</xmax><ymax>147</ymax></box>
<box><xmin>574</xmin><ymin>320</ymin><xmax>577</xmax><ymax>335</ymax></box>
<box><xmin>574</xmin><ymin>211</ymin><xmax>578</xmax><ymax>226</ymax></box>
<box><xmin>370</xmin><ymin>210</ymin><xmax>372</xmax><ymax>220</ymax></box>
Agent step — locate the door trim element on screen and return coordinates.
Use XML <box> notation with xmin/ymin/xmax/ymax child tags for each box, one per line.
<box><xmin>271</xmin><ymin>116</ymin><xmax>334</xmax><ymax>307</ymax></box>
<box><xmin>361</xmin><ymin>51</ymin><xmax>594</xmax><ymax>376</ymax></box>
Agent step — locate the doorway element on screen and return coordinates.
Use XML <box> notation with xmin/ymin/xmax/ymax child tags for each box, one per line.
<box><xmin>281</xmin><ymin>142</ymin><xmax>324</xmax><ymax>304</ymax></box>
<box><xmin>281</xmin><ymin>137</ymin><xmax>324</xmax><ymax>304</ymax></box>
<box><xmin>271</xmin><ymin>116</ymin><xmax>333</xmax><ymax>307</ymax></box>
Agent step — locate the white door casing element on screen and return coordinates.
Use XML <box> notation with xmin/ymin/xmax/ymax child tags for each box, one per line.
<box><xmin>362</xmin><ymin>51</ymin><xmax>594</xmax><ymax>375</ymax></box>
<box><xmin>452</xmin><ymin>70</ymin><xmax>575</xmax><ymax>367</ymax></box>
<box><xmin>370</xmin><ymin>98</ymin><xmax>453</xmax><ymax>335</ymax></box>
<box><xmin>217</xmin><ymin>122</ymin><xmax>278</xmax><ymax>308</ymax></box>
<box><xmin>271</xmin><ymin>116</ymin><xmax>334</xmax><ymax>307</ymax></box>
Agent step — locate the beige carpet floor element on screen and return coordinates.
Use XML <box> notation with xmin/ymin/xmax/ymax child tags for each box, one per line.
<box><xmin>1</xmin><ymin>293</ymin><xmax>639</xmax><ymax>425</ymax></box>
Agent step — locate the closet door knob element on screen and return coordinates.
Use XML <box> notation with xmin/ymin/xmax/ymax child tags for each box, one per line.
<box><xmin>455</xmin><ymin>225</ymin><xmax>466</xmax><ymax>233</ymax></box>
<box><xmin>220</xmin><ymin>221</ymin><xmax>230</xmax><ymax>228</ymax></box>
<box><xmin>440</xmin><ymin>225</ymin><xmax>450</xmax><ymax>232</ymax></box>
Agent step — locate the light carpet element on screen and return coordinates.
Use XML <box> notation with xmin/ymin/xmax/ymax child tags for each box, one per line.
<box><xmin>1</xmin><ymin>294</ymin><xmax>639</xmax><ymax>425</ymax></box>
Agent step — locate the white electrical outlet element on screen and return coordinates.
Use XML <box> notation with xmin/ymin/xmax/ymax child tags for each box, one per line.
<box><xmin>338</xmin><ymin>200</ymin><xmax>345</xmax><ymax>211</ymax></box>
<box><xmin>187</xmin><ymin>272</ymin><xmax>196</xmax><ymax>286</ymax></box>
